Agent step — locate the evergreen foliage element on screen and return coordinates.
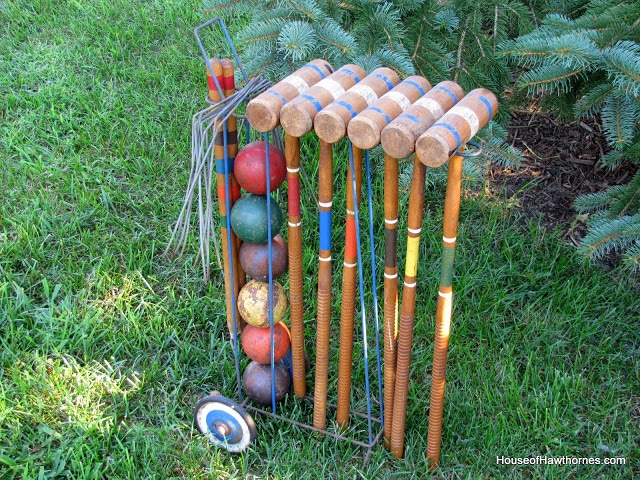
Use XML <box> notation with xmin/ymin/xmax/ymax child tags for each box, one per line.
<box><xmin>203</xmin><ymin>0</ymin><xmax>532</xmax><ymax>173</ymax></box>
<box><xmin>500</xmin><ymin>0</ymin><xmax>640</xmax><ymax>270</ymax></box>
<box><xmin>203</xmin><ymin>0</ymin><xmax>639</xmax><ymax>269</ymax></box>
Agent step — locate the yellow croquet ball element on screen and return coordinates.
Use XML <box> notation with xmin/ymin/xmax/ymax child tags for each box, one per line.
<box><xmin>237</xmin><ymin>279</ymin><xmax>288</xmax><ymax>328</ymax></box>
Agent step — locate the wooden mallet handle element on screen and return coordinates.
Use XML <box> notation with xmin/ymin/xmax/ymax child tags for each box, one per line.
<box><xmin>380</xmin><ymin>81</ymin><xmax>464</xmax><ymax>159</ymax></box>
<box><xmin>245</xmin><ymin>59</ymin><xmax>334</xmax><ymax>132</ymax></box>
<box><xmin>415</xmin><ymin>88</ymin><xmax>498</xmax><ymax>167</ymax></box>
<box><xmin>314</xmin><ymin>67</ymin><xmax>400</xmax><ymax>144</ymax></box>
<box><xmin>347</xmin><ymin>76</ymin><xmax>431</xmax><ymax>150</ymax></box>
<box><xmin>280</xmin><ymin>64</ymin><xmax>366</xmax><ymax>137</ymax></box>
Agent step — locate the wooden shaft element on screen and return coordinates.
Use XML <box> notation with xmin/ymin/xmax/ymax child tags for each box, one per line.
<box><xmin>335</xmin><ymin>145</ymin><xmax>363</xmax><ymax>428</ymax></box>
<box><xmin>389</xmin><ymin>157</ymin><xmax>426</xmax><ymax>459</ymax></box>
<box><xmin>380</xmin><ymin>81</ymin><xmax>464</xmax><ymax>159</ymax></box>
<box><xmin>209</xmin><ymin>59</ymin><xmax>241</xmax><ymax>338</ymax></box>
<box><xmin>221</xmin><ymin>59</ymin><xmax>246</xmax><ymax>302</ymax></box>
<box><xmin>245</xmin><ymin>59</ymin><xmax>334</xmax><ymax>132</ymax></box>
<box><xmin>280</xmin><ymin>64</ymin><xmax>366</xmax><ymax>137</ymax></box>
<box><xmin>416</xmin><ymin>88</ymin><xmax>498</xmax><ymax>167</ymax></box>
<box><xmin>312</xmin><ymin>139</ymin><xmax>333</xmax><ymax>430</ymax></box>
<box><xmin>347</xmin><ymin>76</ymin><xmax>431</xmax><ymax>150</ymax></box>
<box><xmin>427</xmin><ymin>153</ymin><xmax>464</xmax><ymax>470</ymax></box>
<box><xmin>382</xmin><ymin>152</ymin><xmax>399</xmax><ymax>447</ymax></box>
<box><xmin>285</xmin><ymin>133</ymin><xmax>307</xmax><ymax>398</ymax></box>
<box><xmin>314</xmin><ymin>67</ymin><xmax>400</xmax><ymax>144</ymax></box>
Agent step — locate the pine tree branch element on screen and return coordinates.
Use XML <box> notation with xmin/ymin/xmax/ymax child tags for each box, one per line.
<box><xmin>454</xmin><ymin>20</ymin><xmax>468</xmax><ymax>82</ymax></box>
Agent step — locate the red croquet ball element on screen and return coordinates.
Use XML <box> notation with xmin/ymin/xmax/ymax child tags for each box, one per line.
<box><xmin>235</xmin><ymin>141</ymin><xmax>286</xmax><ymax>194</ymax></box>
<box><xmin>241</xmin><ymin>322</ymin><xmax>291</xmax><ymax>364</ymax></box>
<box><xmin>243</xmin><ymin>360</ymin><xmax>291</xmax><ymax>405</ymax></box>
<box><xmin>237</xmin><ymin>279</ymin><xmax>288</xmax><ymax>328</ymax></box>
<box><xmin>239</xmin><ymin>234</ymin><xmax>288</xmax><ymax>281</ymax></box>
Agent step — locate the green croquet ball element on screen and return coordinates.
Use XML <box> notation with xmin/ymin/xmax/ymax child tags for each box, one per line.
<box><xmin>230</xmin><ymin>194</ymin><xmax>283</xmax><ymax>244</ymax></box>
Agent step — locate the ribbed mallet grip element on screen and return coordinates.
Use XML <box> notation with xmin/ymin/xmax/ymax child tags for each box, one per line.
<box><xmin>415</xmin><ymin>88</ymin><xmax>498</xmax><ymax>167</ymax></box>
<box><xmin>280</xmin><ymin>64</ymin><xmax>366</xmax><ymax>137</ymax></box>
<box><xmin>380</xmin><ymin>81</ymin><xmax>464</xmax><ymax>159</ymax></box>
<box><xmin>245</xmin><ymin>59</ymin><xmax>334</xmax><ymax>132</ymax></box>
<box><xmin>347</xmin><ymin>76</ymin><xmax>431</xmax><ymax>150</ymax></box>
<box><xmin>313</xmin><ymin>67</ymin><xmax>400</xmax><ymax>144</ymax></box>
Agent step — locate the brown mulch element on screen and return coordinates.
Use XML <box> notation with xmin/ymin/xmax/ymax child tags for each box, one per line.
<box><xmin>490</xmin><ymin>110</ymin><xmax>638</xmax><ymax>256</ymax></box>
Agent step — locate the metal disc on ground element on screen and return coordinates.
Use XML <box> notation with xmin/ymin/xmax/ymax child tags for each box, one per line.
<box><xmin>243</xmin><ymin>360</ymin><xmax>291</xmax><ymax>406</ymax></box>
<box><xmin>235</xmin><ymin>141</ymin><xmax>287</xmax><ymax>194</ymax></box>
<box><xmin>193</xmin><ymin>394</ymin><xmax>257</xmax><ymax>453</ymax></box>
<box><xmin>230</xmin><ymin>194</ymin><xmax>283</xmax><ymax>244</ymax></box>
<box><xmin>241</xmin><ymin>322</ymin><xmax>291</xmax><ymax>364</ymax></box>
<box><xmin>239</xmin><ymin>234</ymin><xmax>288</xmax><ymax>281</ymax></box>
<box><xmin>237</xmin><ymin>279</ymin><xmax>288</xmax><ymax>328</ymax></box>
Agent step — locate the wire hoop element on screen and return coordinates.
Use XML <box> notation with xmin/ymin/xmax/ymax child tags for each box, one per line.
<box><xmin>456</xmin><ymin>141</ymin><xmax>482</xmax><ymax>158</ymax></box>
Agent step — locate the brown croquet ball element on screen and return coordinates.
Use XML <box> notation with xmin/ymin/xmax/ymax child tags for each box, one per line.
<box><xmin>243</xmin><ymin>360</ymin><xmax>291</xmax><ymax>405</ymax></box>
<box><xmin>237</xmin><ymin>279</ymin><xmax>288</xmax><ymax>328</ymax></box>
<box><xmin>235</xmin><ymin>141</ymin><xmax>286</xmax><ymax>195</ymax></box>
<box><xmin>239</xmin><ymin>234</ymin><xmax>288</xmax><ymax>281</ymax></box>
<box><xmin>241</xmin><ymin>322</ymin><xmax>291</xmax><ymax>364</ymax></box>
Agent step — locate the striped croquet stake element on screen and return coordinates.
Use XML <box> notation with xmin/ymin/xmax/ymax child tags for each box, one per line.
<box><xmin>220</xmin><ymin>58</ymin><xmax>246</xmax><ymax>297</ymax></box>
<box><xmin>207</xmin><ymin>58</ymin><xmax>242</xmax><ymax>337</ymax></box>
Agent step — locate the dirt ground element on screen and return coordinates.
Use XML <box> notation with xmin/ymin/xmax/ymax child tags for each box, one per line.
<box><xmin>491</xmin><ymin>110</ymin><xmax>638</xmax><ymax>270</ymax></box>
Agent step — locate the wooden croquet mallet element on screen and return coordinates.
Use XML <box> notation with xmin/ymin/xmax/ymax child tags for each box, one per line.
<box><xmin>347</xmin><ymin>76</ymin><xmax>432</xmax><ymax>151</ymax></box>
<box><xmin>309</xmin><ymin>68</ymin><xmax>399</xmax><ymax>430</ymax></box>
<box><xmin>378</xmin><ymin>81</ymin><xmax>464</xmax><ymax>448</ymax></box>
<box><xmin>245</xmin><ymin>59</ymin><xmax>334</xmax><ymax>399</ymax></box>
<box><xmin>418</xmin><ymin>89</ymin><xmax>498</xmax><ymax>467</ymax></box>
<box><xmin>336</xmin><ymin>74</ymin><xmax>430</xmax><ymax>429</ymax></box>
<box><xmin>246</xmin><ymin>59</ymin><xmax>334</xmax><ymax>132</ymax></box>
<box><xmin>280</xmin><ymin>64</ymin><xmax>366</xmax><ymax>137</ymax></box>
<box><xmin>314</xmin><ymin>67</ymin><xmax>400</xmax><ymax>145</ymax></box>
<box><xmin>280</xmin><ymin>63</ymin><xmax>365</xmax><ymax>401</ymax></box>
<box><xmin>220</xmin><ymin>58</ymin><xmax>246</xmax><ymax>305</ymax></box>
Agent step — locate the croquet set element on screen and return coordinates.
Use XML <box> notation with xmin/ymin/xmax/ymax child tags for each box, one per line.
<box><xmin>170</xmin><ymin>18</ymin><xmax>496</xmax><ymax>468</ymax></box>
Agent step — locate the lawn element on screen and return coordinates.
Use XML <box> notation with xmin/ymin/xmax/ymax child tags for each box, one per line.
<box><xmin>0</xmin><ymin>1</ymin><xmax>638</xmax><ymax>479</ymax></box>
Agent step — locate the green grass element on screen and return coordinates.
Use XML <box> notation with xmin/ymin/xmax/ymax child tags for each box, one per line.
<box><xmin>1</xmin><ymin>1</ymin><xmax>639</xmax><ymax>478</ymax></box>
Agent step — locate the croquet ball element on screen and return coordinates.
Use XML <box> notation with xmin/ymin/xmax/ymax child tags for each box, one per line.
<box><xmin>237</xmin><ymin>279</ymin><xmax>288</xmax><ymax>328</ymax></box>
<box><xmin>235</xmin><ymin>141</ymin><xmax>286</xmax><ymax>194</ymax></box>
<box><xmin>239</xmin><ymin>234</ymin><xmax>288</xmax><ymax>281</ymax></box>
<box><xmin>243</xmin><ymin>360</ymin><xmax>291</xmax><ymax>405</ymax></box>
<box><xmin>230</xmin><ymin>194</ymin><xmax>283</xmax><ymax>244</ymax></box>
<box><xmin>241</xmin><ymin>322</ymin><xmax>291</xmax><ymax>364</ymax></box>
